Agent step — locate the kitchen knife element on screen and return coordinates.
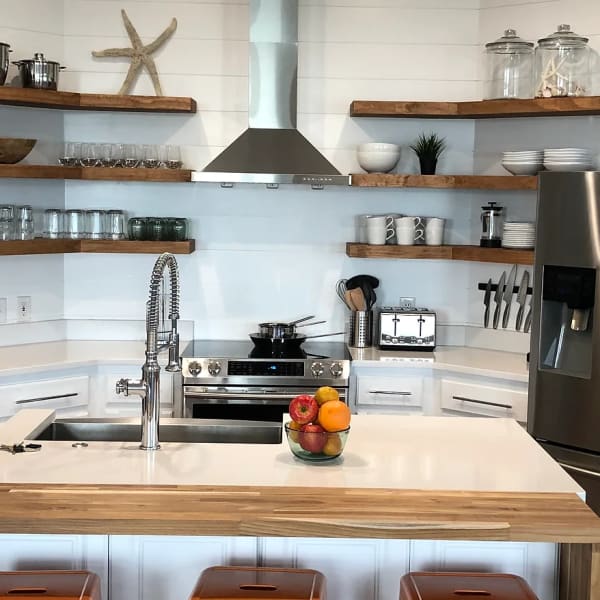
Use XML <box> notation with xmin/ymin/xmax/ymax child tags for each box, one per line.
<box><xmin>524</xmin><ymin>295</ymin><xmax>533</xmax><ymax>333</ymax></box>
<box><xmin>483</xmin><ymin>278</ymin><xmax>492</xmax><ymax>328</ymax></box>
<box><xmin>502</xmin><ymin>264</ymin><xmax>517</xmax><ymax>329</ymax></box>
<box><xmin>515</xmin><ymin>270</ymin><xmax>530</xmax><ymax>331</ymax></box>
<box><xmin>492</xmin><ymin>271</ymin><xmax>506</xmax><ymax>329</ymax></box>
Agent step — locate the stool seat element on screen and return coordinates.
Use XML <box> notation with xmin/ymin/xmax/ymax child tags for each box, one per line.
<box><xmin>0</xmin><ymin>570</ymin><xmax>101</xmax><ymax>600</ymax></box>
<box><xmin>191</xmin><ymin>567</ymin><xmax>326</xmax><ymax>600</ymax></box>
<box><xmin>399</xmin><ymin>571</ymin><xmax>538</xmax><ymax>599</ymax></box>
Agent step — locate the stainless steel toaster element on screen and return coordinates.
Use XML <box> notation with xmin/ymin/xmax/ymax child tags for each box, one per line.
<box><xmin>378</xmin><ymin>307</ymin><xmax>436</xmax><ymax>351</ymax></box>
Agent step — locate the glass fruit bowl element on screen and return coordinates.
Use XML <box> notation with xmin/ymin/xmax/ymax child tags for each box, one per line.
<box><xmin>284</xmin><ymin>422</ymin><xmax>350</xmax><ymax>461</ymax></box>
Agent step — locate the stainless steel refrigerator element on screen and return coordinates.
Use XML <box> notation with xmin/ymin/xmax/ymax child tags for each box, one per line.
<box><xmin>529</xmin><ymin>171</ymin><xmax>600</xmax><ymax>515</ymax></box>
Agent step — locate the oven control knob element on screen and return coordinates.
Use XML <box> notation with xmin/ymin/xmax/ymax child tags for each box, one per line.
<box><xmin>330</xmin><ymin>362</ymin><xmax>344</xmax><ymax>378</ymax></box>
<box><xmin>188</xmin><ymin>361</ymin><xmax>202</xmax><ymax>377</ymax></box>
<box><xmin>207</xmin><ymin>360</ymin><xmax>222</xmax><ymax>376</ymax></box>
<box><xmin>311</xmin><ymin>362</ymin><xmax>325</xmax><ymax>377</ymax></box>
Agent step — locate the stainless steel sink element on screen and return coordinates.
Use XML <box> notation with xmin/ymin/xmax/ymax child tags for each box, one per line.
<box><xmin>33</xmin><ymin>418</ymin><xmax>282</xmax><ymax>444</ymax></box>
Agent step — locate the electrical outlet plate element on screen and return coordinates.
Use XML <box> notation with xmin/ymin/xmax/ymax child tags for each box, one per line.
<box><xmin>16</xmin><ymin>296</ymin><xmax>31</xmax><ymax>322</ymax></box>
<box><xmin>399</xmin><ymin>297</ymin><xmax>416</xmax><ymax>309</ymax></box>
<box><xmin>0</xmin><ymin>298</ymin><xmax>6</xmax><ymax>323</ymax></box>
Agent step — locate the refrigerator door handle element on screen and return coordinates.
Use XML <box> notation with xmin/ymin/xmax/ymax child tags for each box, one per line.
<box><xmin>558</xmin><ymin>462</ymin><xmax>600</xmax><ymax>479</ymax></box>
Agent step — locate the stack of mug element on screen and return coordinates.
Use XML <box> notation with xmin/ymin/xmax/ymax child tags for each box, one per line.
<box><xmin>358</xmin><ymin>214</ymin><xmax>446</xmax><ymax>246</ymax></box>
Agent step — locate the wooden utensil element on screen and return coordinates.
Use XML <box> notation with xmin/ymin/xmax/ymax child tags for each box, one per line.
<box><xmin>344</xmin><ymin>290</ymin><xmax>357</xmax><ymax>310</ymax></box>
<box><xmin>350</xmin><ymin>287</ymin><xmax>367</xmax><ymax>311</ymax></box>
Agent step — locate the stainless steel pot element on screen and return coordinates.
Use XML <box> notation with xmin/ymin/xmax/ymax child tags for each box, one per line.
<box><xmin>12</xmin><ymin>53</ymin><xmax>65</xmax><ymax>90</ymax></box>
<box><xmin>0</xmin><ymin>43</ymin><xmax>11</xmax><ymax>86</ymax></box>
<box><xmin>258</xmin><ymin>316</ymin><xmax>326</xmax><ymax>339</ymax></box>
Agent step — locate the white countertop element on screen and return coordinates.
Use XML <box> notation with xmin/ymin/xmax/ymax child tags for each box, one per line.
<box><xmin>350</xmin><ymin>346</ymin><xmax>529</xmax><ymax>382</ymax></box>
<box><xmin>0</xmin><ymin>410</ymin><xmax>581</xmax><ymax>497</ymax></box>
<box><xmin>0</xmin><ymin>341</ymin><xmax>528</xmax><ymax>382</ymax></box>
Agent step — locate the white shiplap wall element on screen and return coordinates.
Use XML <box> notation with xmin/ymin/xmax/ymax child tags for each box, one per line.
<box><xmin>0</xmin><ymin>0</ymin><xmax>596</xmax><ymax>349</ymax></box>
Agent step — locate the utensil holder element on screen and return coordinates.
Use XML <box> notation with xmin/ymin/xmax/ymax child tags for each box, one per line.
<box><xmin>349</xmin><ymin>310</ymin><xmax>373</xmax><ymax>348</ymax></box>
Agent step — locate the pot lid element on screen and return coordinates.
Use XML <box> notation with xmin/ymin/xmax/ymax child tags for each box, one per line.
<box><xmin>485</xmin><ymin>29</ymin><xmax>534</xmax><ymax>52</ymax></box>
<box><xmin>20</xmin><ymin>52</ymin><xmax>61</xmax><ymax>66</ymax></box>
<box><xmin>481</xmin><ymin>201</ymin><xmax>504</xmax><ymax>211</ymax></box>
<box><xmin>538</xmin><ymin>24</ymin><xmax>589</xmax><ymax>47</ymax></box>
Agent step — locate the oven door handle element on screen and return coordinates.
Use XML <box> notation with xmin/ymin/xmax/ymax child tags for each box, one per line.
<box><xmin>184</xmin><ymin>390</ymin><xmax>329</xmax><ymax>402</ymax></box>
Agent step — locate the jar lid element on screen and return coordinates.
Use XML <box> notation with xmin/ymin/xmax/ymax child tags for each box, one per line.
<box><xmin>538</xmin><ymin>24</ymin><xmax>589</xmax><ymax>48</ymax></box>
<box><xmin>485</xmin><ymin>29</ymin><xmax>534</xmax><ymax>51</ymax></box>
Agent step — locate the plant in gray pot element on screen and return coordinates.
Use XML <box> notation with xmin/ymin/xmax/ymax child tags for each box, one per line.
<box><xmin>410</xmin><ymin>133</ymin><xmax>447</xmax><ymax>175</ymax></box>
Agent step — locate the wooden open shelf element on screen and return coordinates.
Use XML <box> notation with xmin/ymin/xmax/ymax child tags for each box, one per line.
<box><xmin>350</xmin><ymin>173</ymin><xmax>537</xmax><ymax>190</ymax></box>
<box><xmin>0</xmin><ymin>239</ymin><xmax>196</xmax><ymax>256</ymax></box>
<box><xmin>350</xmin><ymin>96</ymin><xmax>600</xmax><ymax>119</ymax></box>
<box><xmin>346</xmin><ymin>243</ymin><xmax>533</xmax><ymax>265</ymax></box>
<box><xmin>0</xmin><ymin>87</ymin><xmax>196</xmax><ymax>113</ymax></box>
<box><xmin>0</xmin><ymin>165</ymin><xmax>193</xmax><ymax>182</ymax></box>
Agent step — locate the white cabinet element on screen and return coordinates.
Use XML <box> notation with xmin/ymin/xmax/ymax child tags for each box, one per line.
<box><xmin>109</xmin><ymin>536</ymin><xmax>257</xmax><ymax>600</ymax></box>
<box><xmin>0</xmin><ymin>534</ymin><xmax>108</xmax><ymax>600</ymax></box>
<box><xmin>260</xmin><ymin>538</ymin><xmax>410</xmax><ymax>600</ymax></box>
<box><xmin>439</xmin><ymin>378</ymin><xmax>528</xmax><ymax>423</ymax></box>
<box><xmin>410</xmin><ymin>540</ymin><xmax>557</xmax><ymax>600</ymax></box>
<box><xmin>0</xmin><ymin>376</ymin><xmax>89</xmax><ymax>420</ymax></box>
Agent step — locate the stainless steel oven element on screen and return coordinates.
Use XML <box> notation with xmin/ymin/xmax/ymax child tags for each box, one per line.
<box><xmin>178</xmin><ymin>340</ymin><xmax>351</xmax><ymax>423</ymax></box>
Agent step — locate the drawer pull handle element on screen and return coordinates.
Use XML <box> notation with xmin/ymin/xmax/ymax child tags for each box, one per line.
<box><xmin>239</xmin><ymin>585</ymin><xmax>278</xmax><ymax>592</ymax></box>
<box><xmin>8</xmin><ymin>589</ymin><xmax>48</xmax><ymax>595</ymax></box>
<box><xmin>369</xmin><ymin>390</ymin><xmax>412</xmax><ymax>396</ymax></box>
<box><xmin>558</xmin><ymin>462</ymin><xmax>600</xmax><ymax>479</ymax></box>
<box><xmin>453</xmin><ymin>592</ymin><xmax>491</xmax><ymax>597</ymax></box>
<box><xmin>16</xmin><ymin>392</ymin><xmax>78</xmax><ymax>405</ymax></box>
<box><xmin>452</xmin><ymin>395</ymin><xmax>512</xmax><ymax>410</ymax></box>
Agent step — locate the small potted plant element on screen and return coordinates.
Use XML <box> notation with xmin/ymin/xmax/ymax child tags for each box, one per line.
<box><xmin>410</xmin><ymin>133</ymin><xmax>447</xmax><ymax>175</ymax></box>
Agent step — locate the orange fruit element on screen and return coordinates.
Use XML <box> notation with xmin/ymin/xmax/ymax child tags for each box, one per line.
<box><xmin>317</xmin><ymin>400</ymin><xmax>351</xmax><ymax>432</ymax></box>
<box><xmin>314</xmin><ymin>386</ymin><xmax>340</xmax><ymax>406</ymax></box>
<box><xmin>287</xmin><ymin>420</ymin><xmax>302</xmax><ymax>443</ymax></box>
<box><xmin>322</xmin><ymin>432</ymin><xmax>343</xmax><ymax>456</ymax></box>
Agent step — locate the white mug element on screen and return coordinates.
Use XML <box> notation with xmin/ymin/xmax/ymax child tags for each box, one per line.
<box><xmin>366</xmin><ymin>216</ymin><xmax>394</xmax><ymax>245</ymax></box>
<box><xmin>356</xmin><ymin>214</ymin><xmax>373</xmax><ymax>243</ymax></box>
<box><xmin>425</xmin><ymin>217</ymin><xmax>445</xmax><ymax>246</ymax></box>
<box><xmin>395</xmin><ymin>216</ymin><xmax>425</xmax><ymax>245</ymax></box>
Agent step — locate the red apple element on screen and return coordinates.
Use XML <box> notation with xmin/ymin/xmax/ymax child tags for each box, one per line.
<box><xmin>299</xmin><ymin>423</ymin><xmax>327</xmax><ymax>453</ymax></box>
<box><xmin>289</xmin><ymin>394</ymin><xmax>318</xmax><ymax>425</ymax></box>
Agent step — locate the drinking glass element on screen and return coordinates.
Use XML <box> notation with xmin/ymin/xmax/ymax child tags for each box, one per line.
<box><xmin>59</xmin><ymin>142</ymin><xmax>80</xmax><ymax>167</ymax></box>
<box><xmin>99</xmin><ymin>143</ymin><xmax>113</xmax><ymax>167</ymax></box>
<box><xmin>146</xmin><ymin>217</ymin><xmax>163</xmax><ymax>241</ymax></box>
<box><xmin>15</xmin><ymin>205</ymin><xmax>34</xmax><ymax>240</ymax></box>
<box><xmin>123</xmin><ymin>144</ymin><xmax>140</xmax><ymax>168</ymax></box>
<box><xmin>172</xmin><ymin>218</ymin><xmax>188</xmax><ymax>241</ymax></box>
<box><xmin>141</xmin><ymin>144</ymin><xmax>159</xmax><ymax>168</ymax></box>
<box><xmin>65</xmin><ymin>209</ymin><xmax>86</xmax><ymax>239</ymax></box>
<box><xmin>86</xmin><ymin>210</ymin><xmax>106</xmax><ymax>240</ymax></box>
<box><xmin>106</xmin><ymin>210</ymin><xmax>126</xmax><ymax>240</ymax></box>
<box><xmin>80</xmin><ymin>143</ymin><xmax>99</xmax><ymax>167</ymax></box>
<box><xmin>0</xmin><ymin>204</ymin><xmax>14</xmax><ymax>241</ymax></box>
<box><xmin>165</xmin><ymin>145</ymin><xmax>182</xmax><ymax>169</ymax></box>
<box><xmin>43</xmin><ymin>209</ymin><xmax>63</xmax><ymax>239</ymax></box>
<box><xmin>128</xmin><ymin>217</ymin><xmax>146</xmax><ymax>241</ymax></box>
<box><xmin>112</xmin><ymin>143</ymin><xmax>124</xmax><ymax>168</ymax></box>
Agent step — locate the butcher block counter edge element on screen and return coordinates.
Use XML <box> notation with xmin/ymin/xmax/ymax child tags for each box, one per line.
<box><xmin>0</xmin><ymin>483</ymin><xmax>599</xmax><ymax>543</ymax></box>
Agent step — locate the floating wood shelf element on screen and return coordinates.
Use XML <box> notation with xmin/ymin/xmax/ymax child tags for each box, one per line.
<box><xmin>0</xmin><ymin>88</ymin><xmax>196</xmax><ymax>113</ymax></box>
<box><xmin>346</xmin><ymin>243</ymin><xmax>533</xmax><ymax>265</ymax></box>
<box><xmin>0</xmin><ymin>165</ymin><xmax>193</xmax><ymax>182</ymax></box>
<box><xmin>350</xmin><ymin>173</ymin><xmax>537</xmax><ymax>190</ymax></box>
<box><xmin>0</xmin><ymin>239</ymin><xmax>195</xmax><ymax>256</ymax></box>
<box><xmin>350</xmin><ymin>96</ymin><xmax>600</xmax><ymax>119</ymax></box>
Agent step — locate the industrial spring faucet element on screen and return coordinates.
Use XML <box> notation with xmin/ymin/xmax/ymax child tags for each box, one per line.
<box><xmin>115</xmin><ymin>253</ymin><xmax>181</xmax><ymax>450</ymax></box>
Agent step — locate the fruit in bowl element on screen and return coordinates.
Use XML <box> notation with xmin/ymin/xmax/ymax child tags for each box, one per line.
<box><xmin>285</xmin><ymin>386</ymin><xmax>351</xmax><ymax>461</ymax></box>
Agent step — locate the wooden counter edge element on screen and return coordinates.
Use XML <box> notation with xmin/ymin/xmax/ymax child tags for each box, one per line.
<box><xmin>1</xmin><ymin>484</ymin><xmax>599</xmax><ymax>542</ymax></box>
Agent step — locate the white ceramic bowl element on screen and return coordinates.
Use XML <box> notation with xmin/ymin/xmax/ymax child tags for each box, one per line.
<box><xmin>357</xmin><ymin>143</ymin><xmax>400</xmax><ymax>153</ymax></box>
<box><xmin>357</xmin><ymin>146</ymin><xmax>401</xmax><ymax>173</ymax></box>
<box><xmin>501</xmin><ymin>161</ymin><xmax>543</xmax><ymax>175</ymax></box>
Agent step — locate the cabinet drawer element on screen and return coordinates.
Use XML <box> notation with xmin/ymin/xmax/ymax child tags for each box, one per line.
<box><xmin>440</xmin><ymin>379</ymin><xmax>527</xmax><ymax>423</ymax></box>
<box><xmin>0</xmin><ymin>376</ymin><xmax>89</xmax><ymax>418</ymax></box>
<box><xmin>356</xmin><ymin>376</ymin><xmax>423</xmax><ymax>408</ymax></box>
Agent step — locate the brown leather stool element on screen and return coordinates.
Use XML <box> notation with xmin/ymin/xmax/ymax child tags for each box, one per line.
<box><xmin>399</xmin><ymin>572</ymin><xmax>538</xmax><ymax>599</ymax></box>
<box><xmin>190</xmin><ymin>567</ymin><xmax>326</xmax><ymax>600</ymax></box>
<box><xmin>0</xmin><ymin>571</ymin><xmax>101</xmax><ymax>600</ymax></box>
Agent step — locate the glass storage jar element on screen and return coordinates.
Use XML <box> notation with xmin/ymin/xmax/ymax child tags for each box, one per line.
<box><xmin>485</xmin><ymin>29</ymin><xmax>534</xmax><ymax>99</ymax></box>
<box><xmin>534</xmin><ymin>24</ymin><xmax>591</xmax><ymax>97</ymax></box>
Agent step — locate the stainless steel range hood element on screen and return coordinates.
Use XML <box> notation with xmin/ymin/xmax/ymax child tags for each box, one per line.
<box><xmin>192</xmin><ymin>0</ymin><xmax>349</xmax><ymax>187</ymax></box>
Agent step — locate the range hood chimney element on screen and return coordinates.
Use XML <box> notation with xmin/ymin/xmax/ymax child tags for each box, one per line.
<box><xmin>192</xmin><ymin>0</ymin><xmax>349</xmax><ymax>187</ymax></box>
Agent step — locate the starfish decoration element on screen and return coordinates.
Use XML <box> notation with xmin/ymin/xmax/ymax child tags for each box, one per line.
<box><xmin>92</xmin><ymin>10</ymin><xmax>177</xmax><ymax>96</ymax></box>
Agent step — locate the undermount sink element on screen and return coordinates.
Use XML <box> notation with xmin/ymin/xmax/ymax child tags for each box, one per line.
<box><xmin>33</xmin><ymin>417</ymin><xmax>282</xmax><ymax>445</ymax></box>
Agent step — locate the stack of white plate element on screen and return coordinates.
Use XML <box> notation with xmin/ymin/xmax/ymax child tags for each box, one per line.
<box><xmin>501</xmin><ymin>150</ymin><xmax>544</xmax><ymax>175</ymax></box>
<box><xmin>544</xmin><ymin>148</ymin><xmax>593</xmax><ymax>172</ymax></box>
<box><xmin>502</xmin><ymin>222</ymin><xmax>535</xmax><ymax>249</ymax></box>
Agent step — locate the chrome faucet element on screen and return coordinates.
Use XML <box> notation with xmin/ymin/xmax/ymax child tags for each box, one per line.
<box><xmin>115</xmin><ymin>253</ymin><xmax>181</xmax><ymax>450</ymax></box>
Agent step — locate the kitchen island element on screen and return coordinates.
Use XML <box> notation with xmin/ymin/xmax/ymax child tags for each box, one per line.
<box><xmin>0</xmin><ymin>411</ymin><xmax>598</xmax><ymax>599</ymax></box>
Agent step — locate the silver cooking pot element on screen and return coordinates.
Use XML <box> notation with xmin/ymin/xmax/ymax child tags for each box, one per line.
<box><xmin>258</xmin><ymin>315</ymin><xmax>326</xmax><ymax>339</ymax></box>
<box><xmin>13</xmin><ymin>53</ymin><xmax>65</xmax><ymax>90</ymax></box>
<box><xmin>0</xmin><ymin>43</ymin><xmax>11</xmax><ymax>86</ymax></box>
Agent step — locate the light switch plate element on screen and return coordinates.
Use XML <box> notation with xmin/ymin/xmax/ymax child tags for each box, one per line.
<box><xmin>16</xmin><ymin>296</ymin><xmax>31</xmax><ymax>321</ymax></box>
<box><xmin>0</xmin><ymin>298</ymin><xmax>6</xmax><ymax>323</ymax></box>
